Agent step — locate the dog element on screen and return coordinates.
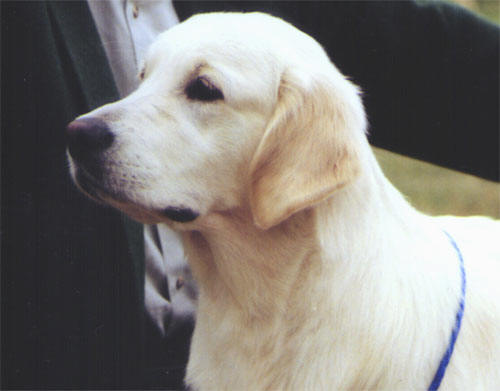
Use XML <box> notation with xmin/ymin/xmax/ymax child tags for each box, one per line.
<box><xmin>67</xmin><ymin>12</ymin><xmax>500</xmax><ymax>390</ymax></box>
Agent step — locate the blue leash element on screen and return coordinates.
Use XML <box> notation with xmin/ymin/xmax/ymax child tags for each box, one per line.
<box><xmin>428</xmin><ymin>231</ymin><xmax>466</xmax><ymax>391</ymax></box>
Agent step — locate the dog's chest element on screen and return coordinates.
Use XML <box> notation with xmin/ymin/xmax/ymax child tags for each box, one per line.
<box><xmin>186</xmin><ymin>296</ymin><xmax>392</xmax><ymax>391</ymax></box>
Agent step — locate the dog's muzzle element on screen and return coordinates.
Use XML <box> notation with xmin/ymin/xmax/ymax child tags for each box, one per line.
<box><xmin>67</xmin><ymin>117</ymin><xmax>200</xmax><ymax>224</ymax></box>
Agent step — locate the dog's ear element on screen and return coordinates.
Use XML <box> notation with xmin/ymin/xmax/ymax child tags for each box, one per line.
<box><xmin>249</xmin><ymin>70</ymin><xmax>365</xmax><ymax>230</ymax></box>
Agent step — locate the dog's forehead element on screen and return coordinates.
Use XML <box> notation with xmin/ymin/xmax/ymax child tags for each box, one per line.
<box><xmin>146</xmin><ymin>12</ymin><xmax>319</xmax><ymax>70</ymax></box>
<box><xmin>165</xmin><ymin>12</ymin><xmax>300</xmax><ymax>45</ymax></box>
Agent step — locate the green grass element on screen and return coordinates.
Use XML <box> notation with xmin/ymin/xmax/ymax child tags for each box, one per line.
<box><xmin>374</xmin><ymin>148</ymin><xmax>500</xmax><ymax>218</ymax></box>
<box><xmin>476</xmin><ymin>0</ymin><xmax>500</xmax><ymax>24</ymax></box>
<box><xmin>449</xmin><ymin>0</ymin><xmax>500</xmax><ymax>24</ymax></box>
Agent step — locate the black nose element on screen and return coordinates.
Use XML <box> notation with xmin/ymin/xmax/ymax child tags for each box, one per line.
<box><xmin>66</xmin><ymin>117</ymin><xmax>114</xmax><ymax>162</ymax></box>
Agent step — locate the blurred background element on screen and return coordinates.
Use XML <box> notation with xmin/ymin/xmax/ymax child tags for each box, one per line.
<box><xmin>375</xmin><ymin>0</ymin><xmax>499</xmax><ymax>218</ymax></box>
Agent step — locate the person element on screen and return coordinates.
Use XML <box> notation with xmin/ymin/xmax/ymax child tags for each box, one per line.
<box><xmin>2</xmin><ymin>1</ymin><xmax>498</xmax><ymax>389</ymax></box>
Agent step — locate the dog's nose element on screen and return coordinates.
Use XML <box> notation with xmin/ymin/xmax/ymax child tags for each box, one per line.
<box><xmin>66</xmin><ymin>117</ymin><xmax>114</xmax><ymax>161</ymax></box>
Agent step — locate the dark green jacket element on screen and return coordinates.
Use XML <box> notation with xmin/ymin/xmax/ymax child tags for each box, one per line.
<box><xmin>2</xmin><ymin>1</ymin><xmax>498</xmax><ymax>389</ymax></box>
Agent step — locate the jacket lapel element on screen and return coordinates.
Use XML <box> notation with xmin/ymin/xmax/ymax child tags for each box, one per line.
<box><xmin>48</xmin><ymin>0</ymin><xmax>144</xmax><ymax>295</ymax></box>
<box><xmin>47</xmin><ymin>1</ymin><xmax>119</xmax><ymax>109</ymax></box>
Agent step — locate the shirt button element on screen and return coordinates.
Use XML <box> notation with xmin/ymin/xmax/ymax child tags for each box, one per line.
<box><xmin>176</xmin><ymin>276</ymin><xmax>185</xmax><ymax>290</ymax></box>
<box><xmin>132</xmin><ymin>3</ymin><xmax>139</xmax><ymax>18</ymax></box>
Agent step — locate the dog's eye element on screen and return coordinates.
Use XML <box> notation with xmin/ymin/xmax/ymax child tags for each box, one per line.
<box><xmin>186</xmin><ymin>76</ymin><xmax>224</xmax><ymax>102</ymax></box>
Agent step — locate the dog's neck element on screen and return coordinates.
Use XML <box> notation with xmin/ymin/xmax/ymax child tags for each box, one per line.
<box><xmin>182</xmin><ymin>206</ymin><xmax>319</xmax><ymax>321</ymax></box>
<box><xmin>181</xmin><ymin>152</ymin><xmax>410</xmax><ymax>323</ymax></box>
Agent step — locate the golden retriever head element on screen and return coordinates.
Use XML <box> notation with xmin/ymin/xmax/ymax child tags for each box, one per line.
<box><xmin>67</xmin><ymin>12</ymin><xmax>367</xmax><ymax>230</ymax></box>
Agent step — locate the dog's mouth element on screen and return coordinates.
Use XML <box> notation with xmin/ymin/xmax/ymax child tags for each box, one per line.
<box><xmin>73</xmin><ymin>165</ymin><xmax>200</xmax><ymax>224</ymax></box>
<box><xmin>161</xmin><ymin>207</ymin><xmax>200</xmax><ymax>223</ymax></box>
<box><xmin>73</xmin><ymin>166</ymin><xmax>112</xmax><ymax>204</ymax></box>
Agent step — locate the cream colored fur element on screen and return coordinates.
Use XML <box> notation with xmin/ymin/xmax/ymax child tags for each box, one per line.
<box><xmin>68</xmin><ymin>12</ymin><xmax>500</xmax><ymax>390</ymax></box>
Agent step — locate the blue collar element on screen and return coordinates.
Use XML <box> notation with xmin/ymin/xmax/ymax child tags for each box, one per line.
<box><xmin>428</xmin><ymin>230</ymin><xmax>466</xmax><ymax>391</ymax></box>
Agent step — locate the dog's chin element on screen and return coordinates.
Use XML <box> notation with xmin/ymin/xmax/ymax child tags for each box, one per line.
<box><xmin>109</xmin><ymin>200</ymin><xmax>168</xmax><ymax>224</ymax></box>
<box><xmin>72</xmin><ymin>168</ymin><xmax>201</xmax><ymax>225</ymax></box>
<box><xmin>109</xmin><ymin>202</ymin><xmax>201</xmax><ymax>226</ymax></box>
<box><xmin>109</xmin><ymin>203</ymin><xmax>201</xmax><ymax>226</ymax></box>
